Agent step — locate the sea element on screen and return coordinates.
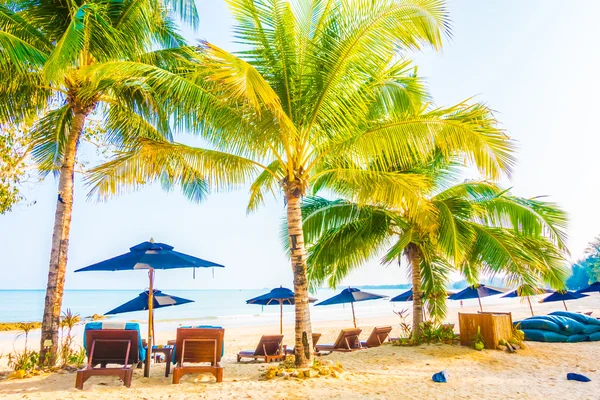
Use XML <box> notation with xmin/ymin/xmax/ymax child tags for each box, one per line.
<box><xmin>0</xmin><ymin>288</ymin><xmax>410</xmax><ymax>328</ymax></box>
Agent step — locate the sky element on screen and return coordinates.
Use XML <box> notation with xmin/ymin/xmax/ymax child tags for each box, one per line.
<box><xmin>1</xmin><ymin>0</ymin><xmax>599</xmax><ymax>291</ymax></box>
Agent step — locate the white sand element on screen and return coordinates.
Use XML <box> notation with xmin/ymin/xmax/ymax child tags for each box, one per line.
<box><xmin>1</xmin><ymin>296</ymin><xmax>599</xmax><ymax>399</ymax></box>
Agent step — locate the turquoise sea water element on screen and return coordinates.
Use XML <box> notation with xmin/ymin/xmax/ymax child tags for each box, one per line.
<box><xmin>0</xmin><ymin>288</ymin><xmax>405</xmax><ymax>326</ymax></box>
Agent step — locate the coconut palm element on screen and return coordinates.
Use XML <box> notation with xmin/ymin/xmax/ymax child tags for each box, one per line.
<box><xmin>86</xmin><ymin>0</ymin><xmax>516</xmax><ymax>367</ymax></box>
<box><xmin>300</xmin><ymin>157</ymin><xmax>569</xmax><ymax>338</ymax></box>
<box><xmin>0</xmin><ymin>0</ymin><xmax>202</xmax><ymax>364</ymax></box>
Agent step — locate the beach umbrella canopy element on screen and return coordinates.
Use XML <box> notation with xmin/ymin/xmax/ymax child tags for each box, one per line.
<box><xmin>390</xmin><ymin>288</ymin><xmax>418</xmax><ymax>302</ymax></box>
<box><xmin>105</xmin><ymin>289</ymin><xmax>194</xmax><ymax>344</ymax></box>
<box><xmin>541</xmin><ymin>290</ymin><xmax>588</xmax><ymax>311</ymax></box>
<box><xmin>246</xmin><ymin>286</ymin><xmax>317</xmax><ymax>334</ymax></box>
<box><xmin>501</xmin><ymin>286</ymin><xmax>554</xmax><ymax>316</ymax></box>
<box><xmin>316</xmin><ymin>287</ymin><xmax>388</xmax><ymax>327</ymax></box>
<box><xmin>448</xmin><ymin>284</ymin><xmax>505</xmax><ymax>312</ymax></box>
<box><xmin>577</xmin><ymin>282</ymin><xmax>600</xmax><ymax>294</ymax></box>
<box><xmin>75</xmin><ymin>241</ymin><xmax>223</xmax><ymax>272</ymax></box>
<box><xmin>75</xmin><ymin>239</ymin><xmax>223</xmax><ymax>377</ymax></box>
<box><xmin>105</xmin><ymin>289</ymin><xmax>194</xmax><ymax>315</ymax></box>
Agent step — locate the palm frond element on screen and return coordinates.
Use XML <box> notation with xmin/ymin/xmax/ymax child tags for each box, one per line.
<box><xmin>85</xmin><ymin>138</ymin><xmax>262</xmax><ymax>199</ymax></box>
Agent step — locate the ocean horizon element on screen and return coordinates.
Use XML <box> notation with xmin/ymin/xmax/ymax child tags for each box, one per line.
<box><xmin>0</xmin><ymin>288</ymin><xmax>412</xmax><ymax>326</ymax></box>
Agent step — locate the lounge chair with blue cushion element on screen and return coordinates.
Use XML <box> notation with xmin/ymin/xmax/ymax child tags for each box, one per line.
<box><xmin>172</xmin><ymin>327</ymin><xmax>224</xmax><ymax>383</ymax></box>
<box><xmin>237</xmin><ymin>335</ymin><xmax>285</xmax><ymax>363</ymax></box>
<box><xmin>76</xmin><ymin>322</ymin><xmax>145</xmax><ymax>390</ymax></box>
<box><xmin>316</xmin><ymin>328</ymin><xmax>362</xmax><ymax>353</ymax></box>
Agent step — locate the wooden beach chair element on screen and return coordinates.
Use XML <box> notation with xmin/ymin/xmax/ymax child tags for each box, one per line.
<box><xmin>237</xmin><ymin>335</ymin><xmax>286</xmax><ymax>363</ymax></box>
<box><xmin>172</xmin><ymin>327</ymin><xmax>224</xmax><ymax>384</ymax></box>
<box><xmin>316</xmin><ymin>328</ymin><xmax>362</xmax><ymax>354</ymax></box>
<box><xmin>286</xmin><ymin>333</ymin><xmax>322</xmax><ymax>355</ymax></box>
<box><xmin>360</xmin><ymin>326</ymin><xmax>392</xmax><ymax>348</ymax></box>
<box><xmin>75</xmin><ymin>329</ymin><xmax>141</xmax><ymax>390</ymax></box>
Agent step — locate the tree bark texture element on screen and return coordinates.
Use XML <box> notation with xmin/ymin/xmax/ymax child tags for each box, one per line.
<box><xmin>39</xmin><ymin>111</ymin><xmax>86</xmax><ymax>366</ymax></box>
<box><xmin>407</xmin><ymin>243</ymin><xmax>424</xmax><ymax>340</ymax></box>
<box><xmin>285</xmin><ymin>186</ymin><xmax>313</xmax><ymax>368</ymax></box>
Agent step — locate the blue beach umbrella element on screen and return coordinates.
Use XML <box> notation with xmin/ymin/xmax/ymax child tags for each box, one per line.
<box><xmin>105</xmin><ymin>289</ymin><xmax>194</xmax><ymax>315</ymax></box>
<box><xmin>448</xmin><ymin>284</ymin><xmax>505</xmax><ymax>312</ymax></box>
<box><xmin>316</xmin><ymin>287</ymin><xmax>388</xmax><ymax>327</ymax></box>
<box><xmin>105</xmin><ymin>290</ymin><xmax>194</xmax><ymax>344</ymax></box>
<box><xmin>75</xmin><ymin>239</ymin><xmax>223</xmax><ymax>377</ymax></box>
<box><xmin>502</xmin><ymin>286</ymin><xmax>554</xmax><ymax>316</ymax></box>
<box><xmin>541</xmin><ymin>290</ymin><xmax>588</xmax><ymax>311</ymax></box>
<box><xmin>577</xmin><ymin>281</ymin><xmax>600</xmax><ymax>294</ymax></box>
<box><xmin>390</xmin><ymin>288</ymin><xmax>418</xmax><ymax>302</ymax></box>
<box><xmin>246</xmin><ymin>286</ymin><xmax>317</xmax><ymax>334</ymax></box>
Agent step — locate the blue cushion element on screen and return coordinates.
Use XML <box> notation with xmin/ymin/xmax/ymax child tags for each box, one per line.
<box><xmin>518</xmin><ymin>319</ymin><xmax>562</xmax><ymax>333</ymax></box>
<box><xmin>582</xmin><ymin>325</ymin><xmax>600</xmax><ymax>334</ymax></box>
<box><xmin>83</xmin><ymin>322</ymin><xmax>146</xmax><ymax>362</ymax></box>
<box><xmin>550</xmin><ymin>311</ymin><xmax>600</xmax><ymax>326</ymax></box>
<box><xmin>527</xmin><ymin>315</ymin><xmax>586</xmax><ymax>334</ymax></box>
<box><xmin>523</xmin><ymin>329</ymin><xmax>569</xmax><ymax>342</ymax></box>
<box><xmin>589</xmin><ymin>332</ymin><xmax>600</xmax><ymax>341</ymax></box>
<box><xmin>566</xmin><ymin>334</ymin><xmax>588</xmax><ymax>343</ymax></box>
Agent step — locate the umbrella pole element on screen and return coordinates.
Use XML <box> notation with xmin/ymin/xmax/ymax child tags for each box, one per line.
<box><xmin>280</xmin><ymin>301</ymin><xmax>283</xmax><ymax>335</ymax></box>
<box><xmin>528</xmin><ymin>297</ymin><xmax>534</xmax><ymax>316</ymax></box>
<box><xmin>478</xmin><ymin>296</ymin><xmax>483</xmax><ymax>312</ymax></box>
<box><xmin>351</xmin><ymin>302</ymin><xmax>357</xmax><ymax>328</ymax></box>
<box><xmin>144</xmin><ymin>268</ymin><xmax>155</xmax><ymax>378</ymax></box>
<box><xmin>563</xmin><ymin>300</ymin><xmax>568</xmax><ymax>311</ymax></box>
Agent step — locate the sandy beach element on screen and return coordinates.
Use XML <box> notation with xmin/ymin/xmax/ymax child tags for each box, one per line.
<box><xmin>0</xmin><ymin>296</ymin><xmax>599</xmax><ymax>399</ymax></box>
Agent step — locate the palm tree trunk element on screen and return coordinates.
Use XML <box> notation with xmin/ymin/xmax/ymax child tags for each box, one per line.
<box><xmin>406</xmin><ymin>243</ymin><xmax>423</xmax><ymax>340</ymax></box>
<box><xmin>285</xmin><ymin>187</ymin><xmax>313</xmax><ymax>368</ymax></box>
<box><xmin>39</xmin><ymin>110</ymin><xmax>86</xmax><ymax>366</ymax></box>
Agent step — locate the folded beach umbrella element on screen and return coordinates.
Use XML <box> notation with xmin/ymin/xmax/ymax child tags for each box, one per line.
<box><xmin>448</xmin><ymin>284</ymin><xmax>504</xmax><ymax>312</ymax></box>
<box><xmin>75</xmin><ymin>239</ymin><xmax>223</xmax><ymax>377</ymax></box>
<box><xmin>577</xmin><ymin>281</ymin><xmax>600</xmax><ymax>294</ymax></box>
<box><xmin>540</xmin><ymin>290</ymin><xmax>588</xmax><ymax>311</ymax></box>
<box><xmin>246</xmin><ymin>286</ymin><xmax>317</xmax><ymax>334</ymax></box>
<box><xmin>315</xmin><ymin>287</ymin><xmax>388</xmax><ymax>328</ymax></box>
<box><xmin>502</xmin><ymin>286</ymin><xmax>553</xmax><ymax>316</ymax></box>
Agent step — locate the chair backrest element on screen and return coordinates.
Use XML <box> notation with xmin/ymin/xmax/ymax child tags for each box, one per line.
<box><xmin>174</xmin><ymin>328</ymin><xmax>224</xmax><ymax>365</ymax></box>
<box><xmin>312</xmin><ymin>333</ymin><xmax>322</xmax><ymax>349</ymax></box>
<box><xmin>332</xmin><ymin>328</ymin><xmax>362</xmax><ymax>349</ymax></box>
<box><xmin>85</xmin><ymin>329</ymin><xmax>140</xmax><ymax>367</ymax></box>
<box><xmin>253</xmin><ymin>335</ymin><xmax>284</xmax><ymax>356</ymax></box>
<box><xmin>84</xmin><ymin>322</ymin><xmax>145</xmax><ymax>361</ymax></box>
<box><xmin>366</xmin><ymin>326</ymin><xmax>392</xmax><ymax>347</ymax></box>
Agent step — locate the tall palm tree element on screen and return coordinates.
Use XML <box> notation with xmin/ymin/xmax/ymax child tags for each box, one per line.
<box><xmin>0</xmin><ymin>0</ymin><xmax>201</xmax><ymax>365</ymax></box>
<box><xmin>300</xmin><ymin>158</ymin><xmax>569</xmax><ymax>338</ymax></box>
<box><xmin>86</xmin><ymin>0</ymin><xmax>515</xmax><ymax>367</ymax></box>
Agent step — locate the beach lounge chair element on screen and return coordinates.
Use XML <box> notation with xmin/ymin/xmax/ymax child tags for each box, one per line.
<box><xmin>236</xmin><ymin>335</ymin><xmax>286</xmax><ymax>363</ymax></box>
<box><xmin>285</xmin><ymin>333</ymin><xmax>322</xmax><ymax>355</ymax></box>
<box><xmin>172</xmin><ymin>327</ymin><xmax>224</xmax><ymax>384</ymax></box>
<box><xmin>360</xmin><ymin>326</ymin><xmax>392</xmax><ymax>348</ymax></box>
<box><xmin>315</xmin><ymin>328</ymin><xmax>362</xmax><ymax>353</ymax></box>
<box><xmin>76</xmin><ymin>323</ymin><xmax>144</xmax><ymax>390</ymax></box>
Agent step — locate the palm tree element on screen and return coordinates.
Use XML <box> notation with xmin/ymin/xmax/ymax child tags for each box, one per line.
<box><xmin>300</xmin><ymin>159</ymin><xmax>569</xmax><ymax>338</ymax></box>
<box><xmin>0</xmin><ymin>0</ymin><xmax>201</xmax><ymax>365</ymax></box>
<box><xmin>86</xmin><ymin>0</ymin><xmax>515</xmax><ymax>367</ymax></box>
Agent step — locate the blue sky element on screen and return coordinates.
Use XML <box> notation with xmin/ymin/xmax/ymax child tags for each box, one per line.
<box><xmin>1</xmin><ymin>0</ymin><xmax>599</xmax><ymax>290</ymax></box>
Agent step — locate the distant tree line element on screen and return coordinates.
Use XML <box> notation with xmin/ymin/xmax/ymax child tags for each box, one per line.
<box><xmin>566</xmin><ymin>236</ymin><xmax>600</xmax><ymax>289</ymax></box>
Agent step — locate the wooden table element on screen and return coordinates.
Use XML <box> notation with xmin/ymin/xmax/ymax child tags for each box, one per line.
<box><xmin>143</xmin><ymin>346</ymin><xmax>173</xmax><ymax>377</ymax></box>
